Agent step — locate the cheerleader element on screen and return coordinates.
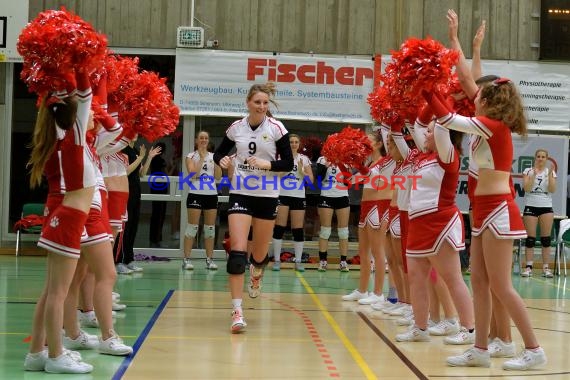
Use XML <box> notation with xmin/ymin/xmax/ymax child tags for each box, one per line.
<box><xmin>25</xmin><ymin>70</ymin><xmax>95</xmax><ymax>374</ymax></box>
<box><xmin>426</xmin><ymin>75</ymin><xmax>547</xmax><ymax>369</ymax></box>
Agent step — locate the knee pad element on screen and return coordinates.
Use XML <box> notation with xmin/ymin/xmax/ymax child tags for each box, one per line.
<box><xmin>540</xmin><ymin>236</ymin><xmax>552</xmax><ymax>247</ymax></box>
<box><xmin>248</xmin><ymin>226</ymin><xmax>253</xmax><ymax>241</ymax></box>
<box><xmin>337</xmin><ymin>227</ymin><xmax>349</xmax><ymax>240</ymax></box>
<box><xmin>250</xmin><ymin>253</ymin><xmax>270</xmax><ymax>268</ymax></box>
<box><xmin>525</xmin><ymin>236</ymin><xmax>536</xmax><ymax>248</ymax></box>
<box><xmin>227</xmin><ymin>251</ymin><xmax>248</xmax><ymax>274</ymax></box>
<box><xmin>292</xmin><ymin>228</ymin><xmax>304</xmax><ymax>242</ymax></box>
<box><xmin>319</xmin><ymin>226</ymin><xmax>332</xmax><ymax>240</ymax></box>
<box><xmin>203</xmin><ymin>225</ymin><xmax>215</xmax><ymax>239</ymax></box>
<box><xmin>273</xmin><ymin>225</ymin><xmax>286</xmax><ymax>239</ymax></box>
<box><xmin>184</xmin><ymin>224</ymin><xmax>199</xmax><ymax>238</ymax></box>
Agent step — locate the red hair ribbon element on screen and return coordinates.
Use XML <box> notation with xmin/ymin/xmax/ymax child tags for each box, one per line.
<box><xmin>493</xmin><ymin>77</ymin><xmax>511</xmax><ymax>85</ymax></box>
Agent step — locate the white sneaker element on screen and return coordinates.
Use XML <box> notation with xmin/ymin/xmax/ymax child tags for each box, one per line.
<box><xmin>446</xmin><ymin>347</ymin><xmax>491</xmax><ymax>367</ymax></box>
<box><xmin>428</xmin><ymin>319</ymin><xmax>460</xmax><ymax>336</ymax></box>
<box><xmin>388</xmin><ymin>303</ymin><xmax>411</xmax><ymax>316</ymax></box>
<box><xmin>396</xmin><ymin>312</ymin><xmax>415</xmax><ymax>326</ymax></box>
<box><xmin>272</xmin><ymin>261</ymin><xmax>281</xmax><ymax>271</ymax></box>
<box><xmin>63</xmin><ymin>330</ymin><xmax>99</xmax><ymax>350</ymax></box>
<box><xmin>444</xmin><ymin>327</ymin><xmax>475</xmax><ymax>345</ymax></box>
<box><xmin>383</xmin><ymin>302</ymin><xmax>403</xmax><ymax>314</ymax></box>
<box><xmin>294</xmin><ymin>262</ymin><xmax>305</xmax><ymax>272</ymax></box>
<box><xmin>112</xmin><ymin>292</ymin><xmax>120</xmax><ymax>302</ymax></box>
<box><xmin>182</xmin><ymin>258</ymin><xmax>194</xmax><ymax>270</ymax></box>
<box><xmin>488</xmin><ymin>337</ymin><xmax>516</xmax><ymax>358</ymax></box>
<box><xmin>542</xmin><ymin>267</ymin><xmax>553</xmax><ymax>278</ymax></box>
<box><xmin>248</xmin><ymin>264</ymin><xmax>264</xmax><ymax>298</ymax></box>
<box><xmin>371</xmin><ymin>300</ymin><xmax>394</xmax><ymax>311</ymax></box>
<box><xmin>339</xmin><ymin>261</ymin><xmax>349</xmax><ymax>272</ymax></box>
<box><xmin>358</xmin><ymin>293</ymin><xmax>384</xmax><ymax>305</ymax></box>
<box><xmin>126</xmin><ymin>262</ymin><xmax>143</xmax><ymax>272</ymax></box>
<box><xmin>520</xmin><ymin>266</ymin><xmax>533</xmax><ymax>277</ymax></box>
<box><xmin>231</xmin><ymin>309</ymin><xmax>247</xmax><ymax>333</ymax></box>
<box><xmin>24</xmin><ymin>350</ymin><xmax>47</xmax><ymax>371</ymax></box>
<box><xmin>502</xmin><ymin>347</ymin><xmax>547</xmax><ymax>370</ymax></box>
<box><xmin>44</xmin><ymin>351</ymin><xmax>93</xmax><ymax>374</ymax></box>
<box><xmin>98</xmin><ymin>332</ymin><xmax>133</xmax><ymax>356</ymax></box>
<box><xmin>395</xmin><ymin>325</ymin><xmax>430</xmax><ymax>342</ymax></box>
<box><xmin>78</xmin><ymin>310</ymin><xmax>99</xmax><ymax>328</ymax></box>
<box><xmin>206</xmin><ymin>258</ymin><xmax>218</xmax><ymax>270</ymax></box>
<box><xmin>112</xmin><ymin>302</ymin><xmax>127</xmax><ymax>311</ymax></box>
<box><xmin>116</xmin><ymin>263</ymin><xmax>133</xmax><ymax>275</ymax></box>
<box><xmin>318</xmin><ymin>260</ymin><xmax>328</xmax><ymax>272</ymax></box>
<box><xmin>342</xmin><ymin>289</ymin><xmax>368</xmax><ymax>301</ymax></box>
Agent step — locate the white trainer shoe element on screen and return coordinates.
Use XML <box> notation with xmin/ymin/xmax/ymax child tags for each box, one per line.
<box><xmin>444</xmin><ymin>327</ymin><xmax>475</xmax><ymax>345</ymax></box>
<box><xmin>358</xmin><ymin>293</ymin><xmax>384</xmax><ymax>305</ymax></box>
<box><xmin>98</xmin><ymin>332</ymin><xmax>133</xmax><ymax>356</ymax></box>
<box><xmin>231</xmin><ymin>309</ymin><xmax>247</xmax><ymax>333</ymax></box>
<box><xmin>502</xmin><ymin>347</ymin><xmax>547</xmax><ymax>370</ymax></box>
<box><xmin>428</xmin><ymin>319</ymin><xmax>460</xmax><ymax>336</ymax></box>
<box><xmin>116</xmin><ymin>263</ymin><xmax>133</xmax><ymax>275</ymax></box>
<box><xmin>182</xmin><ymin>258</ymin><xmax>194</xmax><ymax>270</ymax></box>
<box><xmin>446</xmin><ymin>347</ymin><xmax>491</xmax><ymax>367</ymax></box>
<box><xmin>248</xmin><ymin>264</ymin><xmax>264</xmax><ymax>298</ymax></box>
<box><xmin>371</xmin><ymin>300</ymin><xmax>394</xmax><ymax>311</ymax></box>
<box><xmin>318</xmin><ymin>260</ymin><xmax>328</xmax><ymax>272</ymax></box>
<box><xmin>206</xmin><ymin>258</ymin><xmax>218</xmax><ymax>270</ymax></box>
<box><xmin>112</xmin><ymin>291</ymin><xmax>121</xmax><ymax>301</ymax></box>
<box><xmin>488</xmin><ymin>338</ymin><xmax>516</xmax><ymax>358</ymax></box>
<box><xmin>112</xmin><ymin>302</ymin><xmax>127</xmax><ymax>311</ymax></box>
<box><xmin>78</xmin><ymin>310</ymin><xmax>99</xmax><ymax>328</ymax></box>
<box><xmin>388</xmin><ymin>303</ymin><xmax>411</xmax><ymax>316</ymax></box>
<box><xmin>24</xmin><ymin>350</ymin><xmax>47</xmax><ymax>371</ymax></box>
<box><xmin>520</xmin><ymin>266</ymin><xmax>533</xmax><ymax>277</ymax></box>
<box><xmin>63</xmin><ymin>330</ymin><xmax>99</xmax><ymax>350</ymax></box>
<box><xmin>342</xmin><ymin>289</ymin><xmax>368</xmax><ymax>301</ymax></box>
<box><xmin>126</xmin><ymin>262</ymin><xmax>143</xmax><ymax>272</ymax></box>
<box><xmin>44</xmin><ymin>351</ymin><xmax>93</xmax><ymax>374</ymax></box>
<box><xmin>395</xmin><ymin>325</ymin><xmax>430</xmax><ymax>342</ymax></box>
<box><xmin>339</xmin><ymin>261</ymin><xmax>350</xmax><ymax>272</ymax></box>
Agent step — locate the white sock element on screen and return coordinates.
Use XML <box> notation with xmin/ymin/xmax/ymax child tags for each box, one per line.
<box><xmin>272</xmin><ymin>239</ymin><xmax>282</xmax><ymax>262</ymax></box>
<box><xmin>232</xmin><ymin>299</ymin><xmax>242</xmax><ymax>310</ymax></box>
<box><xmin>294</xmin><ymin>241</ymin><xmax>303</xmax><ymax>263</ymax></box>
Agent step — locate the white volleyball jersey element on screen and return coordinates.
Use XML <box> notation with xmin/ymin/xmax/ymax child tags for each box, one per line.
<box><xmin>279</xmin><ymin>153</ymin><xmax>311</xmax><ymax>198</ymax></box>
<box><xmin>317</xmin><ymin>156</ymin><xmax>348</xmax><ymax>198</ymax></box>
<box><xmin>227</xmin><ymin>116</ymin><xmax>288</xmax><ymax>198</ymax></box>
<box><xmin>523</xmin><ymin>167</ymin><xmax>556</xmax><ymax>208</ymax></box>
<box><xmin>186</xmin><ymin>151</ymin><xmax>218</xmax><ymax>195</ymax></box>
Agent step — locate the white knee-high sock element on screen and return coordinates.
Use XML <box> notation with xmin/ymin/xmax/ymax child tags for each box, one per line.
<box><xmin>273</xmin><ymin>239</ymin><xmax>282</xmax><ymax>262</ymax></box>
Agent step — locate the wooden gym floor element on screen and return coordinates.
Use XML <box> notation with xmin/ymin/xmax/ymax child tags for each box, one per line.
<box><xmin>0</xmin><ymin>256</ymin><xmax>569</xmax><ymax>379</ymax></box>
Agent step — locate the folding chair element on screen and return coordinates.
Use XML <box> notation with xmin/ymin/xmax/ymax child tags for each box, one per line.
<box><xmin>14</xmin><ymin>203</ymin><xmax>45</xmax><ymax>256</ymax></box>
<box><xmin>554</xmin><ymin>218</ymin><xmax>570</xmax><ymax>276</ymax></box>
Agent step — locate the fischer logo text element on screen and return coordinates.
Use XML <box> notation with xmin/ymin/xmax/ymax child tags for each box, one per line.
<box><xmin>246</xmin><ymin>59</ymin><xmax>373</xmax><ymax>86</ymax></box>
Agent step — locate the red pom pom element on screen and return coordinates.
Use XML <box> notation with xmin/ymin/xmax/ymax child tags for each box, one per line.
<box><xmin>322</xmin><ymin>126</ymin><xmax>372</xmax><ymax>169</ymax></box>
<box><xmin>17</xmin><ymin>7</ymin><xmax>107</xmax><ymax>95</ymax></box>
<box><xmin>369</xmin><ymin>37</ymin><xmax>458</xmax><ymax>125</ymax></box>
<box><xmin>117</xmin><ymin>71</ymin><xmax>180</xmax><ymax>142</ymax></box>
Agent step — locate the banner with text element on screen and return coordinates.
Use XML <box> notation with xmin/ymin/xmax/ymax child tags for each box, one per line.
<box><xmin>174</xmin><ymin>50</ymin><xmax>377</xmax><ymax>123</ymax></box>
<box><xmin>456</xmin><ymin>135</ymin><xmax>568</xmax><ymax>215</ymax></box>
<box><xmin>174</xmin><ymin>50</ymin><xmax>570</xmax><ymax>132</ymax></box>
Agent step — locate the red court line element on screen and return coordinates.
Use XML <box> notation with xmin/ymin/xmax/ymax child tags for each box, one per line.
<box><xmin>267</xmin><ymin>296</ymin><xmax>341</xmax><ymax>378</ymax></box>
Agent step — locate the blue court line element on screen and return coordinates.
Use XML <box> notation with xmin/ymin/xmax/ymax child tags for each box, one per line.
<box><xmin>112</xmin><ymin>289</ymin><xmax>174</xmax><ymax>380</ymax></box>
